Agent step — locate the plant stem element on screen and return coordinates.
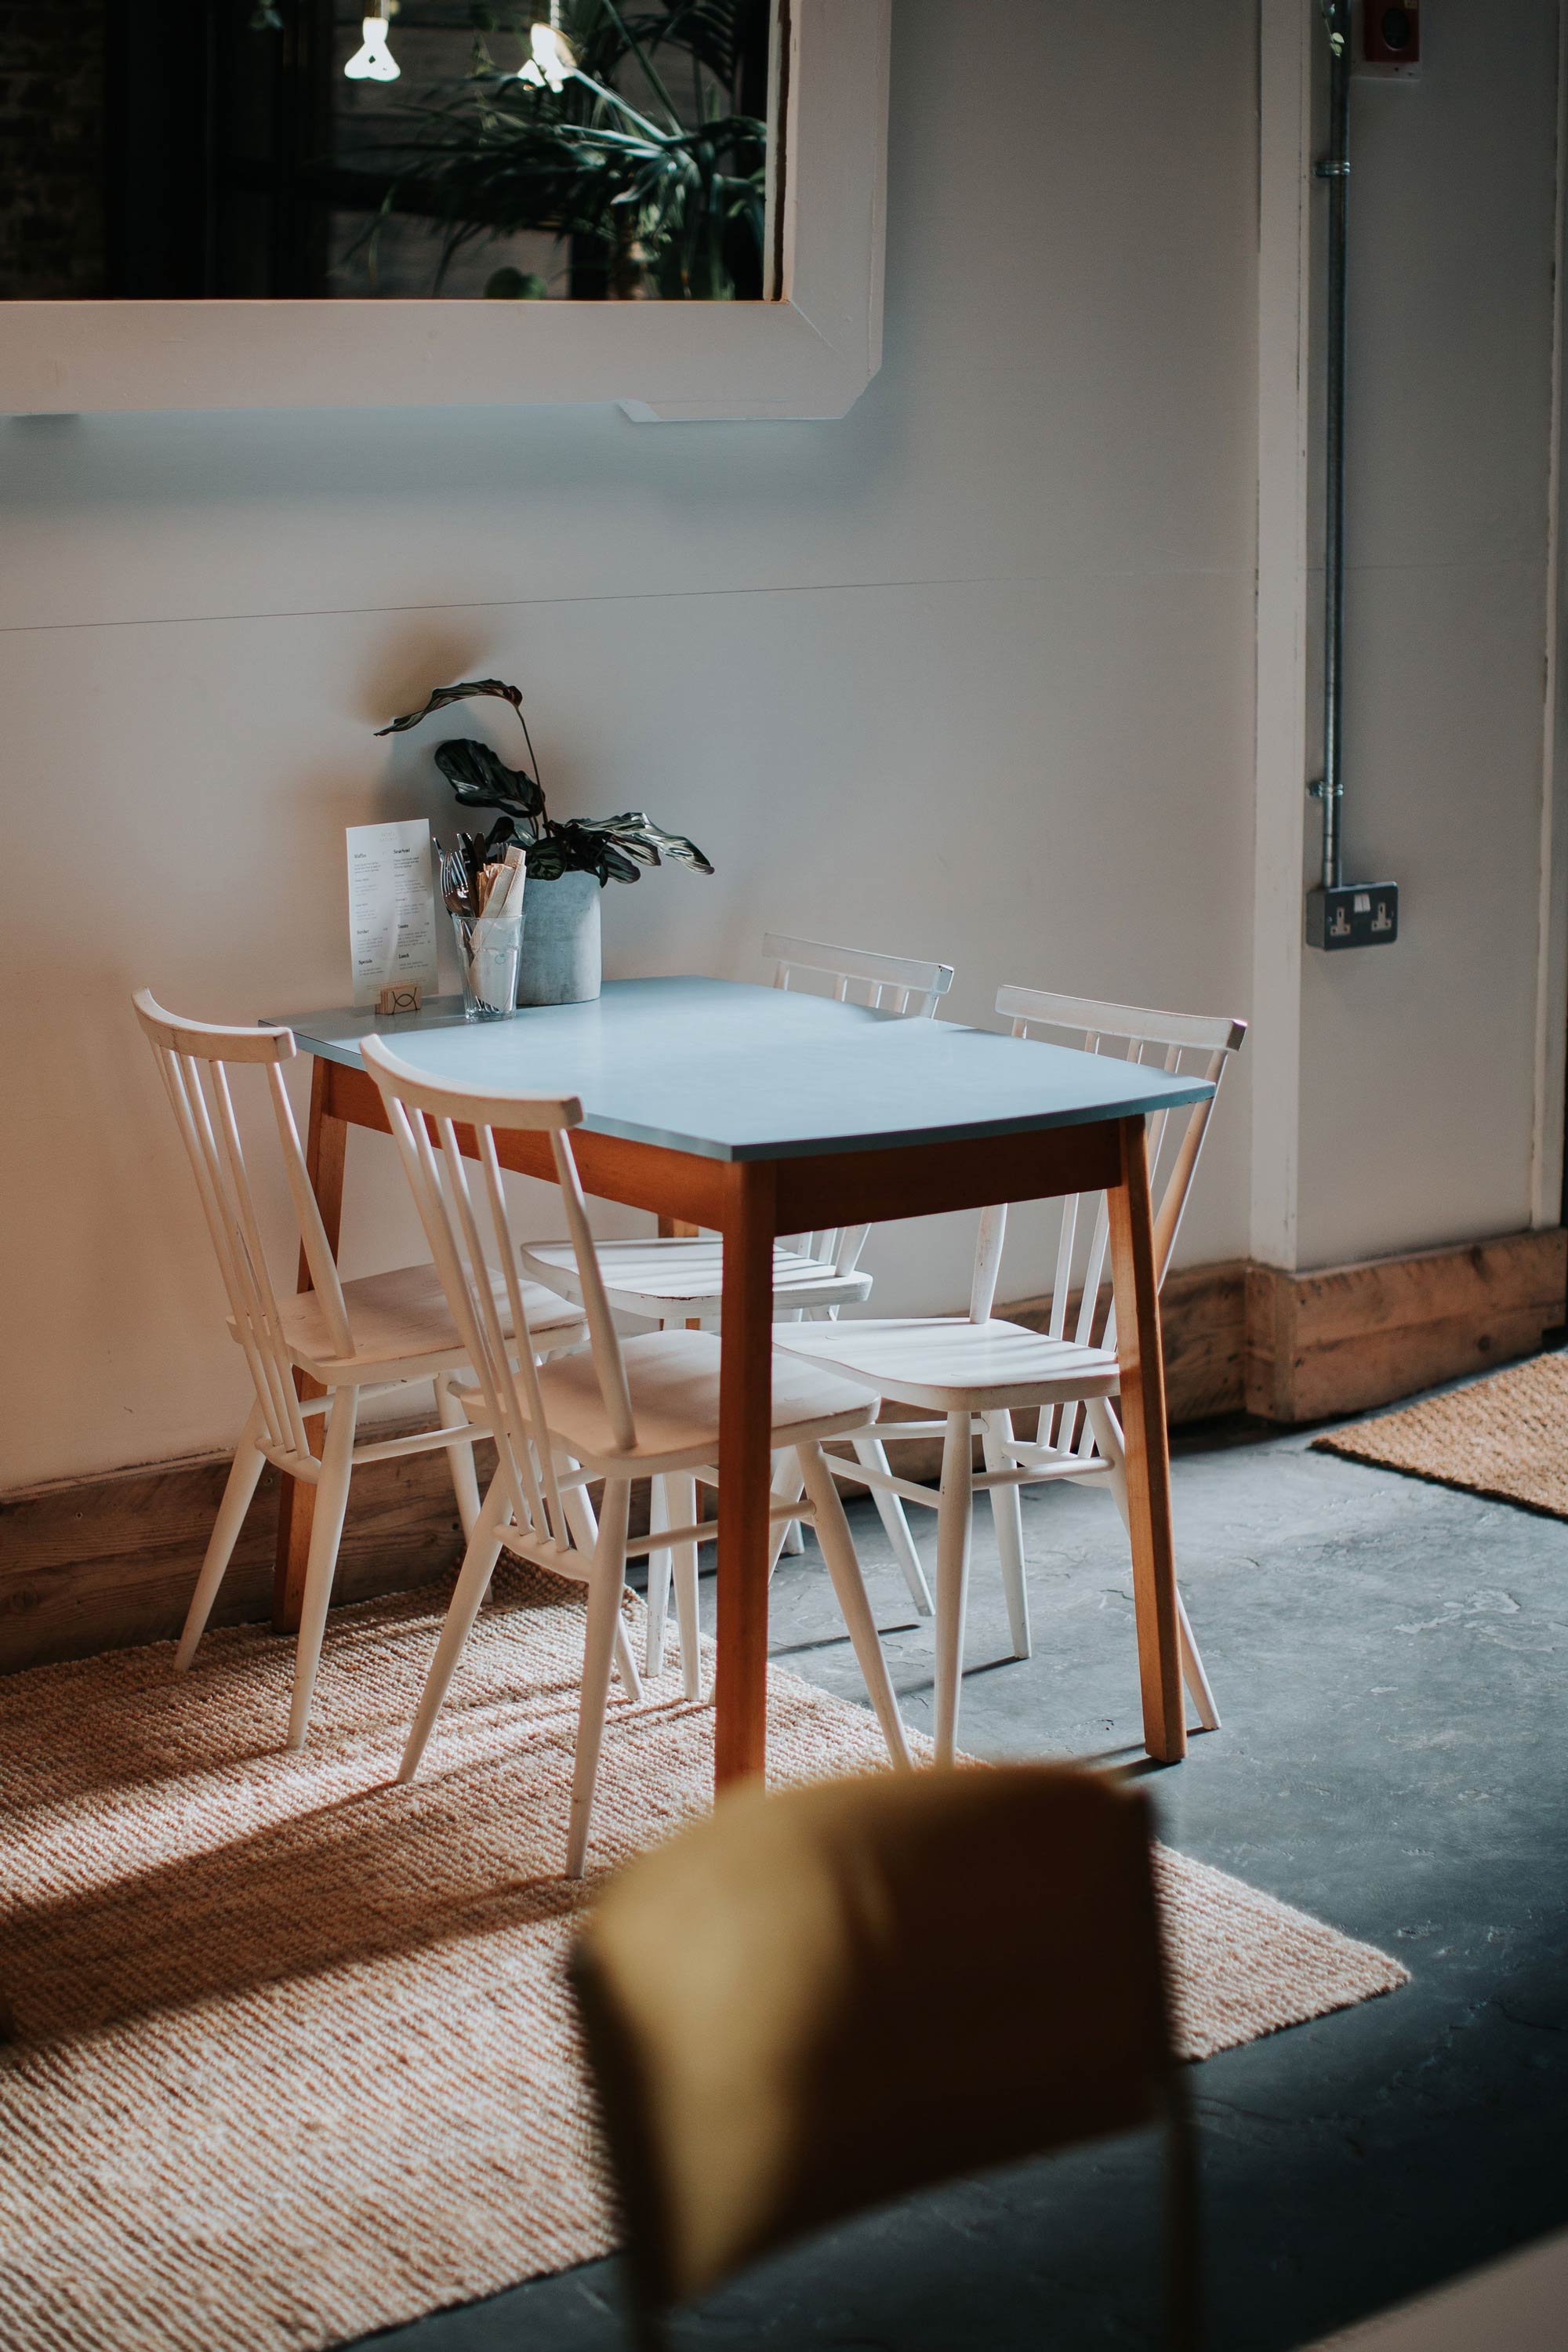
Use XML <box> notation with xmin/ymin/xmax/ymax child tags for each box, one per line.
<box><xmin>512</xmin><ymin>697</ymin><xmax>546</xmax><ymax>816</ymax></box>
<box><xmin>594</xmin><ymin>0</ymin><xmax>686</xmax><ymax>132</ymax></box>
<box><xmin>568</xmin><ymin>67</ymin><xmax>670</xmax><ymax>146</ymax></box>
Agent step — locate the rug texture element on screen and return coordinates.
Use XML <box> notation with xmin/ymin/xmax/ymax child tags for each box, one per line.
<box><xmin>1314</xmin><ymin>1351</ymin><xmax>1568</xmax><ymax>1519</ymax></box>
<box><xmin>0</xmin><ymin>1564</ymin><xmax>1407</xmax><ymax>2352</ymax></box>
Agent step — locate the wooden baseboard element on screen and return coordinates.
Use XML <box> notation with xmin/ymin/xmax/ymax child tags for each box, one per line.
<box><xmin>4</xmin><ymin>1229</ymin><xmax>1560</xmax><ymax>1676</ymax></box>
<box><xmin>1244</xmin><ymin>1228</ymin><xmax>1568</xmax><ymax>1423</ymax></box>
<box><xmin>0</xmin><ymin>1440</ymin><xmax>492</xmax><ymax>1679</ymax></box>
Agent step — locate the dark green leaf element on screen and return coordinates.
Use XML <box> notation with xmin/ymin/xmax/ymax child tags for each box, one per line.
<box><xmin>580</xmin><ymin>826</ymin><xmax>661</xmax><ymax>866</ymax></box>
<box><xmin>433</xmin><ymin>737</ymin><xmax>544</xmax><ymax>824</ymax></box>
<box><xmin>525</xmin><ymin>837</ymin><xmax>572</xmax><ymax>881</ymax></box>
<box><xmin>582</xmin><ymin>811</ymin><xmax>714</xmax><ymax>875</ymax></box>
<box><xmin>375</xmin><ymin>677</ymin><xmax>523</xmax><ymax>735</ymax></box>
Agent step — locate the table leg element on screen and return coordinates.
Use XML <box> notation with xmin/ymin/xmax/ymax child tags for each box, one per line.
<box><xmin>1106</xmin><ymin>1115</ymin><xmax>1186</xmax><ymax>1763</ymax></box>
<box><xmin>658</xmin><ymin>1214</ymin><xmax>705</xmax><ymax>1327</ymax></box>
<box><xmin>272</xmin><ymin>1057</ymin><xmax>347</xmax><ymax>1633</ymax></box>
<box><xmin>715</xmin><ymin>1161</ymin><xmax>776</xmax><ymax>1788</ymax></box>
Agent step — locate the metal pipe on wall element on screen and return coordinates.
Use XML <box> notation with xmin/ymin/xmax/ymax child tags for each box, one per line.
<box><xmin>1315</xmin><ymin>0</ymin><xmax>1352</xmax><ymax>894</ymax></box>
<box><xmin>1303</xmin><ymin>0</ymin><xmax>1395</xmax><ymax>953</ymax></box>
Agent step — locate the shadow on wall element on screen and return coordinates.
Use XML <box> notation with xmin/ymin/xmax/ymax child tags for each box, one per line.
<box><xmin>354</xmin><ymin>622</ymin><xmax>495</xmax><ymax>732</ymax></box>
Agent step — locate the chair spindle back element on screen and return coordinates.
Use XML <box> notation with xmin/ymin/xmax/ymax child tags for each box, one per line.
<box><xmin>361</xmin><ymin>1036</ymin><xmax>636</xmax><ymax>1557</ymax></box>
<box><xmin>133</xmin><ymin>991</ymin><xmax>353</xmax><ymax>1471</ymax></box>
<box><xmin>975</xmin><ymin>988</ymin><xmax>1246</xmax><ymax>1459</ymax></box>
<box><xmin>762</xmin><ymin>933</ymin><xmax>956</xmax><ymax>1278</ymax></box>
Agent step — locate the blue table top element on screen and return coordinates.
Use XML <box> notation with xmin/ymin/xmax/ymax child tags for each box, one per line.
<box><xmin>273</xmin><ymin>978</ymin><xmax>1214</xmax><ymax>1164</ymax></box>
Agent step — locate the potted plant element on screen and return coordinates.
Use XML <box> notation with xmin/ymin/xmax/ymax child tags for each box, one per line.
<box><xmin>378</xmin><ymin>677</ymin><xmax>713</xmax><ymax>1004</ymax></box>
<box><xmin>361</xmin><ymin>0</ymin><xmax>771</xmax><ymax>303</ymax></box>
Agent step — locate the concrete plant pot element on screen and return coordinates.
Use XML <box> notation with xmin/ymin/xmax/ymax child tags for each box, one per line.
<box><xmin>517</xmin><ymin>869</ymin><xmax>602</xmax><ymax>1005</ymax></box>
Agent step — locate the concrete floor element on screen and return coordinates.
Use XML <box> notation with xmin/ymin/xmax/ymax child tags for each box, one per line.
<box><xmin>355</xmin><ymin>1415</ymin><xmax>1568</xmax><ymax>2352</ymax></box>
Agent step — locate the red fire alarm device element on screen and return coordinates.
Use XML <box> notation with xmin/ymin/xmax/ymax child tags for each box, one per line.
<box><xmin>1364</xmin><ymin>3</ymin><xmax>1419</xmax><ymax>64</ymax></box>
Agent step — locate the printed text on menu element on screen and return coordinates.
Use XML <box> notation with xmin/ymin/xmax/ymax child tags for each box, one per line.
<box><xmin>346</xmin><ymin>819</ymin><xmax>439</xmax><ymax>1007</ymax></box>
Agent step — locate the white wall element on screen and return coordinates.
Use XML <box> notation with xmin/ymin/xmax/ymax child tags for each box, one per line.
<box><xmin>1294</xmin><ymin>0</ymin><xmax>1563</xmax><ymax>1267</ymax></box>
<box><xmin>11</xmin><ymin>1</ymin><xmax>1558</xmax><ymax>1494</ymax></box>
<box><xmin>0</xmin><ymin>0</ymin><xmax>1261</xmax><ymax>1491</ymax></box>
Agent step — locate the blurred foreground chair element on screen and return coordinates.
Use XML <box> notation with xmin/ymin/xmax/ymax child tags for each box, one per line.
<box><xmin>572</xmin><ymin>1762</ymin><xmax>1197</xmax><ymax>2350</ymax></box>
<box><xmin>522</xmin><ymin>934</ymin><xmax>955</xmax><ymax>1692</ymax></box>
<box><xmin>775</xmin><ymin>987</ymin><xmax>1246</xmax><ymax>1761</ymax></box>
<box><xmin>134</xmin><ymin>992</ymin><xmax>590</xmax><ymax>1748</ymax></box>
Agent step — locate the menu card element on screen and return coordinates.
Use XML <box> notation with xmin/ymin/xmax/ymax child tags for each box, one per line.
<box><xmin>347</xmin><ymin>818</ymin><xmax>440</xmax><ymax>1008</ymax></box>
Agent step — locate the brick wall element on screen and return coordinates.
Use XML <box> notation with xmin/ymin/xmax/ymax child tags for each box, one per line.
<box><xmin>0</xmin><ymin>2</ymin><xmax>107</xmax><ymax>297</ymax></box>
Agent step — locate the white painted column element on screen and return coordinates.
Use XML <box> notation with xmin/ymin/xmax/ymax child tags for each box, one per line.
<box><xmin>1529</xmin><ymin>0</ymin><xmax>1568</xmax><ymax>1231</ymax></box>
<box><xmin>1250</xmin><ymin>0</ymin><xmax>1317</xmax><ymax>1275</ymax></box>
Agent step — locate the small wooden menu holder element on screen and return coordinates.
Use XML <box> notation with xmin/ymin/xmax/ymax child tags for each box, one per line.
<box><xmin>376</xmin><ymin>982</ymin><xmax>423</xmax><ymax>1017</ymax></box>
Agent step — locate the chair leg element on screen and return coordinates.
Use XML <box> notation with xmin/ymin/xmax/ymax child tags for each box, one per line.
<box><xmin>666</xmin><ymin>1472</ymin><xmax>702</xmax><ymax>1702</ymax></box>
<box><xmin>611</xmin><ymin>1610</ymin><xmax>643</xmax><ymax>1704</ymax></box>
<box><xmin>983</xmin><ymin>1409</ymin><xmax>1032</xmax><ymax>1661</ymax></box>
<box><xmin>436</xmin><ymin>1374</ymin><xmax>481</xmax><ymax>1539</ymax></box>
<box><xmin>768</xmin><ymin>1455</ymin><xmax>807</xmax><ymax>1577</ymax></box>
<box><xmin>773</xmin><ymin>1447</ymin><xmax>807</xmax><ymax>1555</ymax></box>
<box><xmin>175</xmin><ymin>1402</ymin><xmax>267</xmax><ymax>1671</ymax></box>
<box><xmin>855</xmin><ymin>1434</ymin><xmax>934</xmax><ymax>1616</ymax></box>
<box><xmin>566</xmin><ymin>1479</ymin><xmax>633</xmax><ymax>1879</ymax></box>
<box><xmin>286</xmin><ymin>1388</ymin><xmax>359</xmax><ymax>1751</ymax></box>
<box><xmin>644</xmin><ymin>1322</ymin><xmax>676</xmax><ymax>1668</ymax></box>
<box><xmin>797</xmin><ymin>1443</ymin><xmax>911</xmax><ymax>1770</ymax></box>
<box><xmin>644</xmin><ymin>1475</ymin><xmax>673</xmax><ymax>1675</ymax></box>
<box><xmin>561</xmin><ymin>1470</ymin><xmax>641</xmax><ymax>1701</ymax></box>
<box><xmin>1163</xmin><ymin>2075</ymin><xmax>1203</xmax><ymax>2352</ymax></box>
<box><xmin>398</xmin><ymin>1469</ymin><xmax>510</xmax><ymax>1783</ymax></box>
<box><xmin>1085</xmin><ymin>1396</ymin><xmax>1219</xmax><ymax>1733</ymax></box>
<box><xmin>1174</xmin><ymin>1589</ymin><xmax>1220</xmax><ymax>1733</ymax></box>
<box><xmin>933</xmin><ymin>1410</ymin><xmax>974</xmax><ymax>1766</ymax></box>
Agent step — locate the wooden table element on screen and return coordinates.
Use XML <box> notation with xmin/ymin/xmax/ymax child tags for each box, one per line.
<box><xmin>271</xmin><ymin>978</ymin><xmax>1214</xmax><ymax>1778</ymax></box>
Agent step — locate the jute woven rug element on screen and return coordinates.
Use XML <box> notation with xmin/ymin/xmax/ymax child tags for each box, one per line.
<box><xmin>1315</xmin><ymin>1351</ymin><xmax>1568</xmax><ymax>1519</ymax></box>
<box><xmin>0</xmin><ymin>1563</ymin><xmax>1407</xmax><ymax>2352</ymax></box>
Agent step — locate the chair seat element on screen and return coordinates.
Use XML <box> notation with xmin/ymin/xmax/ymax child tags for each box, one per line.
<box><xmin>771</xmin><ymin>1317</ymin><xmax>1122</xmax><ymax>1413</ymax></box>
<box><xmin>459</xmin><ymin>1328</ymin><xmax>880</xmax><ymax>1471</ymax></box>
<box><xmin>521</xmin><ymin>1236</ymin><xmax>874</xmax><ymax>1319</ymax></box>
<box><xmin>252</xmin><ymin>1263</ymin><xmax>586</xmax><ymax>1382</ymax></box>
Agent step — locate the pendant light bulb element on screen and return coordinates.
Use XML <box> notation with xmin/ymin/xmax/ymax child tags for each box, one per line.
<box><xmin>517</xmin><ymin>19</ymin><xmax>576</xmax><ymax>90</ymax></box>
<box><xmin>345</xmin><ymin>6</ymin><xmax>400</xmax><ymax>82</ymax></box>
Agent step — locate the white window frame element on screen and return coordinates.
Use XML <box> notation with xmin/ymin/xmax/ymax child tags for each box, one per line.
<box><xmin>0</xmin><ymin>0</ymin><xmax>888</xmax><ymax>425</ymax></box>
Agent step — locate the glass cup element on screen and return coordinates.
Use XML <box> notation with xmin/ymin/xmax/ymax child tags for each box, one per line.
<box><xmin>451</xmin><ymin>909</ymin><xmax>524</xmax><ymax>1021</ymax></box>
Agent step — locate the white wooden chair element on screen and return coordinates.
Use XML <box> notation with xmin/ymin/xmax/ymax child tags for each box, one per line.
<box><xmin>772</xmin><ymin>987</ymin><xmax>1247</xmax><ymax>1764</ymax></box>
<box><xmin>521</xmin><ymin>933</ymin><xmax>955</xmax><ymax>1689</ymax></box>
<box><xmin>361</xmin><ymin>1034</ymin><xmax>912</xmax><ymax>1879</ymax></box>
<box><xmin>133</xmin><ymin>992</ymin><xmax>591</xmax><ymax>1750</ymax></box>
